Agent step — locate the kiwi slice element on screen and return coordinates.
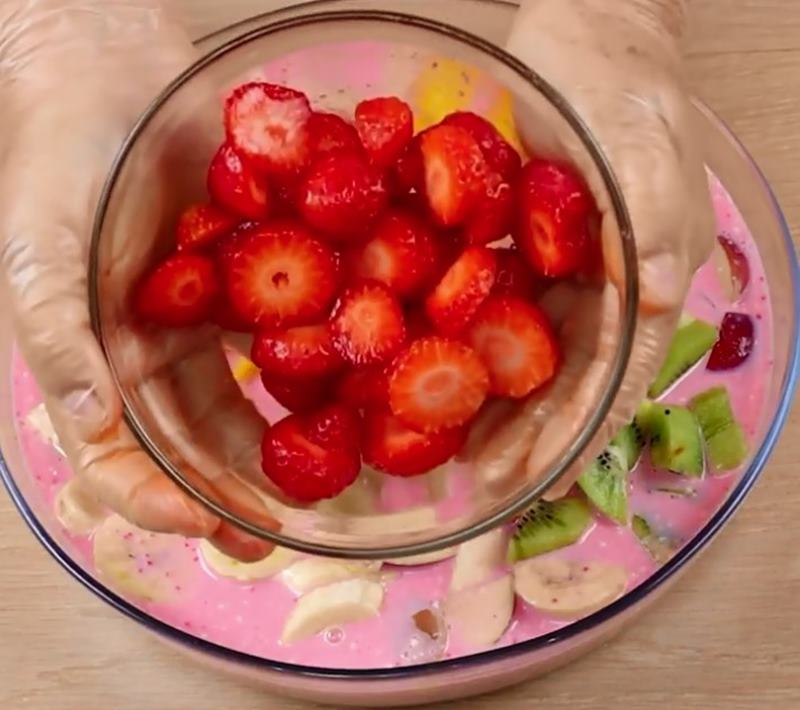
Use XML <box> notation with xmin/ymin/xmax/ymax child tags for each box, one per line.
<box><xmin>636</xmin><ymin>401</ymin><xmax>704</xmax><ymax>477</ymax></box>
<box><xmin>648</xmin><ymin>316</ymin><xmax>719</xmax><ymax>398</ymax></box>
<box><xmin>632</xmin><ymin>515</ymin><xmax>676</xmax><ymax>564</ymax></box>
<box><xmin>689</xmin><ymin>386</ymin><xmax>748</xmax><ymax>472</ymax></box>
<box><xmin>508</xmin><ymin>498</ymin><xmax>592</xmax><ymax>563</ymax></box>
<box><xmin>578</xmin><ymin>423</ymin><xmax>644</xmax><ymax>524</ymax></box>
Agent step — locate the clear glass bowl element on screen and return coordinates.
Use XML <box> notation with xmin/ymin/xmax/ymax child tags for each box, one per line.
<box><xmin>0</xmin><ymin>1</ymin><xmax>797</xmax><ymax>706</ymax></box>
<box><xmin>86</xmin><ymin>6</ymin><xmax>638</xmax><ymax>558</ymax></box>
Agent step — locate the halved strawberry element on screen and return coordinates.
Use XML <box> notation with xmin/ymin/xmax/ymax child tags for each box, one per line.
<box><xmin>425</xmin><ymin>246</ymin><xmax>497</xmax><ymax>336</ymax></box>
<box><xmin>176</xmin><ymin>202</ymin><xmax>238</xmax><ymax>252</ymax></box>
<box><xmin>134</xmin><ymin>253</ymin><xmax>220</xmax><ymax>328</ymax></box>
<box><xmin>362</xmin><ymin>409</ymin><xmax>467</xmax><ymax>477</ymax></box>
<box><xmin>224</xmin><ymin>82</ymin><xmax>312</xmax><ymax>178</ymax></box>
<box><xmin>464</xmin><ymin>172</ymin><xmax>515</xmax><ymax>246</ymax></box>
<box><xmin>218</xmin><ymin>220</ymin><xmax>338</xmax><ymax>328</ymax></box>
<box><xmin>467</xmin><ymin>295</ymin><xmax>560</xmax><ymax>398</ymax></box>
<box><xmin>261</xmin><ymin>403</ymin><xmax>361</xmax><ymax>502</ymax></box>
<box><xmin>513</xmin><ymin>159</ymin><xmax>597</xmax><ymax>278</ymax></box>
<box><xmin>261</xmin><ymin>372</ymin><xmax>332</xmax><ymax>414</ymax></box>
<box><xmin>442</xmin><ymin>111</ymin><xmax>521</xmax><ymax>180</ymax></box>
<box><xmin>209</xmin><ymin>293</ymin><xmax>252</xmax><ymax>333</ymax></box>
<box><xmin>252</xmin><ymin>324</ymin><xmax>344</xmax><ymax>378</ymax></box>
<box><xmin>299</xmin><ymin>152</ymin><xmax>389</xmax><ymax>242</ymax></box>
<box><xmin>391</xmin><ymin>134</ymin><xmax>425</xmax><ymax>196</ymax></box>
<box><xmin>388</xmin><ymin>336</ymin><xmax>489</xmax><ymax>432</ymax></box>
<box><xmin>329</xmin><ymin>281</ymin><xmax>407</xmax><ymax>366</ymax></box>
<box><xmin>347</xmin><ymin>210</ymin><xmax>440</xmax><ymax>299</ymax></box>
<box><xmin>355</xmin><ymin>96</ymin><xmax>414</xmax><ymax>169</ymax></box>
<box><xmin>207</xmin><ymin>143</ymin><xmax>272</xmax><ymax>221</ymax></box>
<box><xmin>308</xmin><ymin>111</ymin><xmax>363</xmax><ymax>157</ymax></box>
<box><xmin>491</xmin><ymin>246</ymin><xmax>543</xmax><ymax>301</ymax></box>
<box><xmin>335</xmin><ymin>366</ymin><xmax>389</xmax><ymax>410</ymax></box>
<box><xmin>420</xmin><ymin>124</ymin><xmax>488</xmax><ymax>227</ymax></box>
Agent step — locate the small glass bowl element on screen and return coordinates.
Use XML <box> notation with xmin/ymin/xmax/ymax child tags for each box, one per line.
<box><xmin>88</xmin><ymin>9</ymin><xmax>638</xmax><ymax>559</ymax></box>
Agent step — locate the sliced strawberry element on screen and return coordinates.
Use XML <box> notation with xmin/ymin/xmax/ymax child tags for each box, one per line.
<box><xmin>308</xmin><ymin>111</ymin><xmax>363</xmax><ymax>157</ymax></box>
<box><xmin>329</xmin><ymin>281</ymin><xmax>407</xmax><ymax>366</ymax></box>
<box><xmin>420</xmin><ymin>125</ymin><xmax>488</xmax><ymax>227</ymax></box>
<box><xmin>391</xmin><ymin>134</ymin><xmax>425</xmax><ymax>196</ymax></box>
<box><xmin>335</xmin><ymin>366</ymin><xmax>389</xmax><ymax>410</ymax></box>
<box><xmin>261</xmin><ymin>372</ymin><xmax>332</xmax><ymax>414</ymax></box>
<box><xmin>715</xmin><ymin>235</ymin><xmax>751</xmax><ymax>299</ymax></box>
<box><xmin>347</xmin><ymin>210</ymin><xmax>440</xmax><ymax>299</ymax></box>
<box><xmin>464</xmin><ymin>171</ymin><xmax>515</xmax><ymax>246</ymax></box>
<box><xmin>425</xmin><ymin>246</ymin><xmax>497</xmax><ymax>336</ymax></box>
<box><xmin>404</xmin><ymin>307</ymin><xmax>435</xmax><ymax>341</ymax></box>
<box><xmin>209</xmin><ymin>293</ymin><xmax>252</xmax><ymax>333</ymax></box>
<box><xmin>707</xmin><ymin>312</ymin><xmax>754</xmax><ymax>371</ymax></box>
<box><xmin>388</xmin><ymin>337</ymin><xmax>489</xmax><ymax>432</ymax></box>
<box><xmin>513</xmin><ymin>159</ymin><xmax>597</xmax><ymax>278</ymax></box>
<box><xmin>355</xmin><ymin>96</ymin><xmax>414</xmax><ymax>169</ymax></box>
<box><xmin>252</xmin><ymin>324</ymin><xmax>344</xmax><ymax>379</ymax></box>
<box><xmin>362</xmin><ymin>409</ymin><xmax>467</xmax><ymax>477</ymax></box>
<box><xmin>467</xmin><ymin>295</ymin><xmax>560</xmax><ymax>398</ymax></box>
<box><xmin>218</xmin><ymin>220</ymin><xmax>338</xmax><ymax>328</ymax></box>
<box><xmin>491</xmin><ymin>246</ymin><xmax>543</xmax><ymax>300</ymax></box>
<box><xmin>299</xmin><ymin>152</ymin><xmax>389</xmax><ymax>242</ymax></box>
<box><xmin>224</xmin><ymin>82</ymin><xmax>312</xmax><ymax>178</ymax></box>
<box><xmin>176</xmin><ymin>202</ymin><xmax>238</xmax><ymax>252</ymax></box>
<box><xmin>442</xmin><ymin>111</ymin><xmax>521</xmax><ymax>180</ymax></box>
<box><xmin>134</xmin><ymin>253</ymin><xmax>219</xmax><ymax>328</ymax></box>
<box><xmin>261</xmin><ymin>403</ymin><xmax>361</xmax><ymax>502</ymax></box>
<box><xmin>207</xmin><ymin>143</ymin><xmax>272</xmax><ymax>221</ymax></box>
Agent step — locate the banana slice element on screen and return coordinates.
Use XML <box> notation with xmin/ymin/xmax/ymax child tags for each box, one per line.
<box><xmin>514</xmin><ymin>558</ymin><xmax>628</xmax><ymax>619</ymax></box>
<box><xmin>93</xmin><ymin>515</ymin><xmax>196</xmax><ymax>603</ymax></box>
<box><xmin>450</xmin><ymin>528</ymin><xmax>508</xmax><ymax>592</ymax></box>
<box><xmin>199</xmin><ymin>539</ymin><xmax>297</xmax><ymax>582</ymax></box>
<box><xmin>446</xmin><ymin>574</ymin><xmax>515</xmax><ymax>647</ymax></box>
<box><xmin>25</xmin><ymin>403</ymin><xmax>63</xmax><ymax>454</ymax></box>
<box><xmin>281</xmin><ymin>578</ymin><xmax>384</xmax><ymax>644</ymax></box>
<box><xmin>388</xmin><ymin>547</ymin><xmax>456</xmax><ymax>566</ymax></box>
<box><xmin>54</xmin><ymin>479</ymin><xmax>106</xmax><ymax>535</ymax></box>
<box><xmin>282</xmin><ymin>557</ymin><xmax>382</xmax><ymax>595</ymax></box>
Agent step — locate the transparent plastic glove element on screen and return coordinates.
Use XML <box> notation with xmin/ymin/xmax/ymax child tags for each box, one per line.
<box><xmin>0</xmin><ymin>0</ymin><xmax>275</xmax><ymax>560</ymax></box>
<box><xmin>471</xmin><ymin>0</ymin><xmax>716</xmax><ymax>498</ymax></box>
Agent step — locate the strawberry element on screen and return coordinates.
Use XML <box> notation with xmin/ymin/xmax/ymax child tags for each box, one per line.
<box><xmin>209</xmin><ymin>294</ymin><xmax>252</xmax><ymax>333</ymax></box>
<box><xmin>362</xmin><ymin>409</ymin><xmax>467</xmax><ymax>477</ymax></box>
<box><xmin>308</xmin><ymin>111</ymin><xmax>363</xmax><ymax>157</ymax></box>
<box><xmin>252</xmin><ymin>324</ymin><xmax>344</xmax><ymax>378</ymax></box>
<box><xmin>467</xmin><ymin>295</ymin><xmax>560</xmax><ymax>398</ymax></box>
<box><xmin>224</xmin><ymin>82</ymin><xmax>312</xmax><ymax>178</ymax></box>
<box><xmin>388</xmin><ymin>336</ymin><xmax>489</xmax><ymax>432</ymax></box>
<box><xmin>261</xmin><ymin>403</ymin><xmax>361</xmax><ymax>502</ymax></box>
<box><xmin>335</xmin><ymin>366</ymin><xmax>389</xmax><ymax>410</ymax></box>
<box><xmin>218</xmin><ymin>220</ymin><xmax>338</xmax><ymax>328</ymax></box>
<box><xmin>355</xmin><ymin>96</ymin><xmax>414</xmax><ymax>169</ymax></box>
<box><xmin>513</xmin><ymin>159</ymin><xmax>597</xmax><ymax>278</ymax></box>
<box><xmin>707</xmin><ymin>312</ymin><xmax>754</xmax><ymax>371</ymax></box>
<box><xmin>391</xmin><ymin>134</ymin><xmax>425</xmax><ymax>195</ymax></box>
<box><xmin>420</xmin><ymin>124</ymin><xmax>488</xmax><ymax>227</ymax></box>
<box><xmin>261</xmin><ymin>372</ymin><xmax>332</xmax><ymax>414</ymax></box>
<box><xmin>464</xmin><ymin>171</ymin><xmax>515</xmax><ymax>246</ymax></box>
<box><xmin>298</xmin><ymin>152</ymin><xmax>389</xmax><ymax>242</ymax></box>
<box><xmin>134</xmin><ymin>253</ymin><xmax>220</xmax><ymax>328</ymax></box>
<box><xmin>425</xmin><ymin>246</ymin><xmax>497</xmax><ymax>336</ymax></box>
<box><xmin>347</xmin><ymin>210</ymin><xmax>440</xmax><ymax>299</ymax></box>
<box><xmin>176</xmin><ymin>202</ymin><xmax>238</xmax><ymax>252</ymax></box>
<box><xmin>329</xmin><ymin>281</ymin><xmax>407</xmax><ymax>366</ymax></box>
<box><xmin>442</xmin><ymin>111</ymin><xmax>521</xmax><ymax>180</ymax></box>
<box><xmin>207</xmin><ymin>143</ymin><xmax>272</xmax><ymax>221</ymax></box>
<box><xmin>491</xmin><ymin>246</ymin><xmax>543</xmax><ymax>300</ymax></box>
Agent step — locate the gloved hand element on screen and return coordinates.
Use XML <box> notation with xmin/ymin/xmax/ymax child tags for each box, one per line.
<box><xmin>0</xmin><ymin>0</ymin><xmax>275</xmax><ymax>560</ymax></box>
<box><xmin>469</xmin><ymin>0</ymin><xmax>716</xmax><ymax>497</ymax></box>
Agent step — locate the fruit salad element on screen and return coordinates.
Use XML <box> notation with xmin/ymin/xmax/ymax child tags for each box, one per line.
<box><xmin>11</xmin><ymin>77</ymin><xmax>773</xmax><ymax>668</ymax></box>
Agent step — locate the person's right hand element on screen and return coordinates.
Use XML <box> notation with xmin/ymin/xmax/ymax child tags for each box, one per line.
<box><xmin>0</xmin><ymin>0</ymin><xmax>276</xmax><ymax>561</ymax></box>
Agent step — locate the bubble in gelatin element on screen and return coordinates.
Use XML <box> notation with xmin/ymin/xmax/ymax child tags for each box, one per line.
<box><xmin>325</xmin><ymin>627</ymin><xmax>345</xmax><ymax>645</ymax></box>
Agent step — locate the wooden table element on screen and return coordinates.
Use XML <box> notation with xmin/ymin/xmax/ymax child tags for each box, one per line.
<box><xmin>1</xmin><ymin>1</ymin><xmax>798</xmax><ymax>708</ymax></box>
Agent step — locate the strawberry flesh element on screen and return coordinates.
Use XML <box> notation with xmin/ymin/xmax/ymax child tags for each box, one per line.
<box><xmin>362</xmin><ymin>409</ymin><xmax>467</xmax><ymax>477</ymax></box>
<box><xmin>252</xmin><ymin>324</ymin><xmax>344</xmax><ymax>378</ymax></box>
<box><xmin>467</xmin><ymin>295</ymin><xmax>560</xmax><ymax>398</ymax></box>
<box><xmin>464</xmin><ymin>171</ymin><xmax>515</xmax><ymax>246</ymax></box>
<box><xmin>176</xmin><ymin>202</ymin><xmax>238</xmax><ymax>252</ymax></box>
<box><xmin>391</xmin><ymin>133</ymin><xmax>425</xmax><ymax>196</ymax></box>
<box><xmin>207</xmin><ymin>143</ymin><xmax>272</xmax><ymax>220</ymax></box>
<box><xmin>388</xmin><ymin>336</ymin><xmax>489</xmax><ymax>432</ymax></box>
<box><xmin>491</xmin><ymin>246</ymin><xmax>543</xmax><ymax>300</ymax></box>
<box><xmin>261</xmin><ymin>372</ymin><xmax>333</xmax><ymax>414</ymax></box>
<box><xmin>442</xmin><ymin>111</ymin><xmax>521</xmax><ymax>180</ymax></box>
<box><xmin>355</xmin><ymin>97</ymin><xmax>414</xmax><ymax>169</ymax></box>
<box><xmin>308</xmin><ymin>111</ymin><xmax>364</xmax><ymax>158</ymax></box>
<box><xmin>707</xmin><ymin>312</ymin><xmax>755</xmax><ymax>371</ymax></box>
<box><xmin>335</xmin><ymin>366</ymin><xmax>389</xmax><ymax>411</ymax></box>
<box><xmin>717</xmin><ymin>235</ymin><xmax>751</xmax><ymax>298</ymax></box>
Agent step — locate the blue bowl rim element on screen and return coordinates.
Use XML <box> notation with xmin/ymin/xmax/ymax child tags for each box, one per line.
<box><xmin>2</xmin><ymin>0</ymin><xmax>799</xmax><ymax>684</ymax></box>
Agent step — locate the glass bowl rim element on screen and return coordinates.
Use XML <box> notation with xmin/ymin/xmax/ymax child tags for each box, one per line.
<box><xmin>85</xmin><ymin>7</ymin><xmax>640</xmax><ymax>558</ymax></box>
<box><xmin>1</xmin><ymin>4</ymin><xmax>798</xmax><ymax>683</ymax></box>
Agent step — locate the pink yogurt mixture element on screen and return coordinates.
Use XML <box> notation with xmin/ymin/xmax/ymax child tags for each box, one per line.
<box><xmin>10</xmin><ymin>174</ymin><xmax>773</xmax><ymax>669</ymax></box>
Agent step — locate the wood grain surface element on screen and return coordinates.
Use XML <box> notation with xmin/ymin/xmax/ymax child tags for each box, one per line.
<box><xmin>1</xmin><ymin>1</ymin><xmax>798</xmax><ymax>708</ymax></box>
